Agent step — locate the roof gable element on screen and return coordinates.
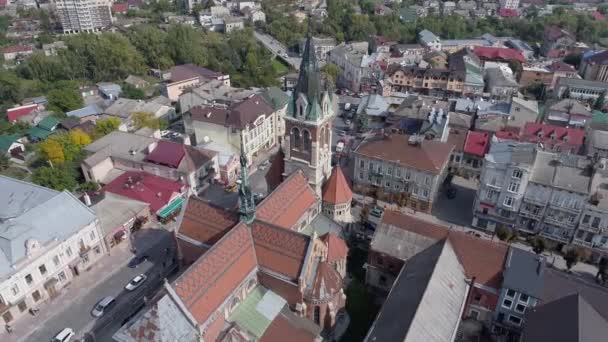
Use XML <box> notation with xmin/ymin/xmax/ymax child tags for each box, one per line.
<box><xmin>146</xmin><ymin>140</ymin><xmax>186</xmax><ymax>168</ymax></box>
<box><xmin>322</xmin><ymin>167</ymin><xmax>353</xmax><ymax>205</ymax></box>
<box><xmin>102</xmin><ymin>171</ymin><xmax>184</xmax><ymax>212</ymax></box>
<box><xmin>177</xmin><ymin>197</ymin><xmax>239</xmax><ymax>247</ymax></box>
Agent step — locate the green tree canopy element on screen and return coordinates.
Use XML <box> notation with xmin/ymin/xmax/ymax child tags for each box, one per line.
<box><xmin>32</xmin><ymin>166</ymin><xmax>78</xmax><ymax>191</ymax></box>
<box><xmin>47</xmin><ymin>87</ymin><xmax>83</xmax><ymax>114</ymax></box>
<box><xmin>166</xmin><ymin>25</ymin><xmax>208</xmax><ymax>66</ymax></box>
<box><xmin>95</xmin><ymin>117</ymin><xmax>122</xmax><ymax>137</ymax></box>
<box><xmin>126</xmin><ymin>25</ymin><xmax>173</xmax><ymax>69</ymax></box>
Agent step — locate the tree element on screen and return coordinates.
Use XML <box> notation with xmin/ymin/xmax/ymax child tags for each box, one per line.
<box><xmin>321</xmin><ymin>63</ymin><xmax>340</xmax><ymax>85</ymax></box>
<box><xmin>68</xmin><ymin>129</ymin><xmax>92</xmax><ymax>147</ymax></box>
<box><xmin>531</xmin><ymin>237</ymin><xmax>547</xmax><ymax>255</ymax></box>
<box><xmin>47</xmin><ymin>87</ymin><xmax>83</xmax><ymax>114</ymax></box>
<box><xmin>0</xmin><ymin>155</ymin><xmax>9</xmax><ymax>171</ymax></box>
<box><xmin>597</xmin><ymin>256</ymin><xmax>608</xmax><ymax>285</ymax></box>
<box><xmin>495</xmin><ymin>226</ymin><xmax>512</xmax><ymax>241</ymax></box>
<box><xmin>32</xmin><ymin>166</ymin><xmax>78</xmax><ymax>191</ymax></box>
<box><xmin>95</xmin><ymin>117</ymin><xmax>121</xmax><ymax>137</ymax></box>
<box><xmin>39</xmin><ymin>139</ymin><xmax>66</xmax><ymax>165</ymax></box>
<box><xmin>165</xmin><ymin>25</ymin><xmax>208</xmax><ymax>66</ymax></box>
<box><xmin>121</xmin><ymin>83</ymin><xmax>146</xmax><ymax>100</ymax></box>
<box><xmin>126</xmin><ymin>25</ymin><xmax>173</xmax><ymax>69</ymax></box>
<box><xmin>131</xmin><ymin>111</ymin><xmax>165</xmax><ymax>130</ymax></box>
<box><xmin>564</xmin><ymin>247</ymin><xmax>587</xmax><ymax>271</ymax></box>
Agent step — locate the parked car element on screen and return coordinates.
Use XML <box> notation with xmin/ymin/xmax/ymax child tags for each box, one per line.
<box><xmin>128</xmin><ymin>255</ymin><xmax>149</xmax><ymax>268</ymax></box>
<box><xmin>370</xmin><ymin>206</ymin><xmax>384</xmax><ymax>218</ymax></box>
<box><xmin>344</xmin><ymin>102</ymin><xmax>351</xmax><ymax>111</ymax></box>
<box><xmin>125</xmin><ymin>274</ymin><xmax>148</xmax><ymax>291</ymax></box>
<box><xmin>52</xmin><ymin>328</ymin><xmax>75</xmax><ymax>342</ymax></box>
<box><xmin>225</xmin><ymin>183</ymin><xmax>238</xmax><ymax>192</ymax></box>
<box><xmin>91</xmin><ymin>296</ymin><xmax>116</xmax><ymax>317</ymax></box>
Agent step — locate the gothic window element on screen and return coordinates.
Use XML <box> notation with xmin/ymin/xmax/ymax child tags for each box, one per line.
<box><xmin>303</xmin><ymin>130</ymin><xmax>312</xmax><ymax>152</ymax></box>
<box><xmin>314</xmin><ymin>306</ymin><xmax>321</xmax><ymax>324</ymax></box>
<box><xmin>320</xmin><ymin>127</ymin><xmax>326</xmax><ymax>146</ymax></box>
<box><xmin>291</xmin><ymin>127</ymin><xmax>301</xmax><ymax>150</ymax></box>
<box><xmin>325</xmin><ymin>125</ymin><xmax>331</xmax><ymax>146</ymax></box>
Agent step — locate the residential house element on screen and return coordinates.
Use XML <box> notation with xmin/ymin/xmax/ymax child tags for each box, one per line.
<box><xmin>365</xmin><ymin>211</ymin><xmax>509</xmax><ymax>324</ymax></box>
<box><xmin>555</xmin><ymin>78</ymin><xmax>608</xmax><ymax>102</ymax></box>
<box><xmin>65</xmin><ymin>103</ymin><xmax>107</xmax><ymax>124</ymax></box>
<box><xmin>89</xmin><ymin>192</ymin><xmax>149</xmax><ymax>251</ymax></box>
<box><xmin>356</xmin><ymin>94</ymin><xmax>390</xmax><ymax>127</ymax></box>
<box><xmin>493</xmin><ymin>247</ymin><xmax>544</xmax><ymax>338</ymax></box>
<box><xmin>97</xmin><ymin>82</ymin><xmax>122</xmax><ymax>100</ymax></box>
<box><xmin>81</xmin><ymin>131</ymin><xmax>218</xmax><ymax>193</ymax></box>
<box><xmin>472</xmin><ymin>139</ymin><xmax>537</xmax><ymax>232</ymax></box>
<box><xmin>353</xmin><ymin>134</ymin><xmax>454</xmax><ymax>213</ymax></box>
<box><xmin>418</xmin><ymin>29</ymin><xmax>441</xmax><ymax>51</ymax></box>
<box><xmin>448</xmin><ymin>48</ymin><xmax>485</xmax><ymax>95</ymax></box>
<box><xmin>519</xmin><ymin>122</ymin><xmax>585</xmax><ymax>154</ymax></box>
<box><xmin>161</xmin><ymin>64</ymin><xmax>230</xmax><ymax>102</ymax></box>
<box><xmin>519</xmin><ymin>65</ymin><xmax>554</xmax><ymax>88</ymax></box>
<box><xmin>102</xmin><ymin>171</ymin><xmax>187</xmax><ymax>220</ymax></box>
<box><xmin>442</xmin><ymin>1</ymin><xmax>457</xmax><ymax>15</ymax></box>
<box><xmin>545</xmin><ymin>98</ymin><xmax>592</xmax><ymax>128</ymax></box>
<box><xmin>327</xmin><ymin>42</ymin><xmax>377</xmax><ymax>92</ymax></box>
<box><xmin>424</xmin><ymin>50</ymin><xmax>448</xmax><ymax>69</ymax></box>
<box><xmin>504</xmin><ymin>39</ymin><xmax>534</xmax><ymax>60</ymax></box>
<box><xmin>184</xmin><ymin>94</ymin><xmax>279</xmax><ymax>165</ymax></box>
<box><xmin>542</xmin><ymin>26</ymin><xmax>576</xmax><ymax>57</ymax></box>
<box><xmin>384</xmin><ymin>65</ymin><xmax>465</xmax><ymax>97</ymax></box>
<box><xmin>124</xmin><ymin>75</ymin><xmax>149</xmax><ymax>89</ymax></box>
<box><xmin>580</xmin><ymin>50</ymin><xmax>608</xmax><ymax>82</ymax></box>
<box><xmin>299</xmin><ymin>37</ymin><xmax>336</xmax><ymax>63</ymax></box>
<box><xmin>6</xmin><ymin>104</ymin><xmax>40</xmax><ymax>123</ymax></box>
<box><xmin>27</xmin><ymin>116</ymin><xmax>60</xmax><ymax>142</ymax></box>
<box><xmin>178</xmin><ymin>79</ymin><xmax>259</xmax><ymax>114</ymax></box>
<box><xmin>241</xmin><ymin>7</ymin><xmax>265</xmax><ymax>23</ymax></box>
<box><xmin>462</xmin><ymin>131</ymin><xmax>491</xmax><ymax>178</ymax></box>
<box><xmin>42</xmin><ymin>41</ymin><xmax>66</xmax><ymax>57</ymax></box>
<box><xmin>260</xmin><ymin>86</ymin><xmax>290</xmax><ymax>143</ymax></box>
<box><xmin>587</xmin><ymin>128</ymin><xmax>608</xmax><ymax>158</ymax></box>
<box><xmin>14</xmin><ymin>108</ymin><xmax>52</xmax><ymax>127</ymax></box>
<box><xmin>507</xmin><ymin>97</ymin><xmax>540</xmax><ymax>132</ymax></box>
<box><xmin>0</xmin><ymin>134</ymin><xmax>25</xmax><ymax>160</ymax></box>
<box><xmin>499</xmin><ymin>0</ymin><xmax>520</xmax><ymax>10</ymax></box>
<box><xmin>104</xmin><ymin>97</ymin><xmax>176</xmax><ymax>130</ymax></box>
<box><xmin>2</xmin><ymin>44</ymin><xmax>32</xmax><ymax>61</ymax></box>
<box><xmin>485</xmin><ymin>64</ymin><xmax>519</xmax><ymax>100</ymax></box>
<box><xmin>0</xmin><ymin>176</ymin><xmax>106</xmax><ymax>328</ymax></box>
<box><xmin>224</xmin><ymin>16</ymin><xmax>245</xmax><ymax>33</ymax></box>
<box><xmin>473</xmin><ymin>46</ymin><xmax>526</xmax><ymax>65</ymax></box>
<box><xmin>548</xmin><ymin>61</ymin><xmax>579</xmax><ymax>89</ymax></box>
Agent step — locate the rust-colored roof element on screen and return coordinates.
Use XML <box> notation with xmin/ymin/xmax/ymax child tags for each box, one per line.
<box><xmin>177</xmin><ymin>197</ymin><xmax>239</xmax><ymax>247</ymax></box>
<box><xmin>251</xmin><ymin>221</ymin><xmax>310</xmax><ymax>281</ymax></box>
<box><xmin>261</xmin><ymin>310</ymin><xmax>319</xmax><ymax>342</ymax></box>
<box><xmin>309</xmin><ymin>262</ymin><xmax>343</xmax><ymax>301</ymax></box>
<box><xmin>173</xmin><ymin>223</ymin><xmax>257</xmax><ymax>324</ymax></box>
<box><xmin>380</xmin><ymin>211</ymin><xmax>508</xmax><ymax>288</ymax></box>
<box><xmin>256</xmin><ymin>170</ymin><xmax>317</xmax><ymax>230</ymax></box>
<box><xmin>355</xmin><ymin>134</ymin><xmax>454</xmax><ymax>174</ymax></box>
<box><xmin>320</xmin><ymin>233</ymin><xmax>348</xmax><ymax>263</ymax></box>
<box><xmin>322</xmin><ymin>167</ymin><xmax>353</xmax><ymax>205</ymax></box>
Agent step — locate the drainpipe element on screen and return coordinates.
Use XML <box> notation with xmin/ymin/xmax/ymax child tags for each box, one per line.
<box><xmin>462</xmin><ymin>276</ymin><xmax>477</xmax><ymax>320</ymax></box>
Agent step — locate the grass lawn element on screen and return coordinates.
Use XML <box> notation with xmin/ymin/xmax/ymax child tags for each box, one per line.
<box><xmin>1</xmin><ymin>166</ymin><xmax>30</xmax><ymax>180</ymax></box>
<box><xmin>272</xmin><ymin>59</ymin><xmax>289</xmax><ymax>75</ymax></box>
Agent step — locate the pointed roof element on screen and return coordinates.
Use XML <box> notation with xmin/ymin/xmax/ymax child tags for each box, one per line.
<box><xmin>320</xmin><ymin>233</ymin><xmax>348</xmax><ymax>263</ymax></box>
<box><xmin>322</xmin><ymin>167</ymin><xmax>352</xmax><ymax>205</ymax></box>
<box><xmin>295</xmin><ymin>29</ymin><xmax>321</xmax><ymax>103</ymax></box>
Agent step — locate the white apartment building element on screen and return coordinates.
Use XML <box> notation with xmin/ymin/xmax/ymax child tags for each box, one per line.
<box><xmin>184</xmin><ymin>94</ymin><xmax>279</xmax><ymax>165</ymax></box>
<box><xmin>327</xmin><ymin>42</ymin><xmax>376</xmax><ymax>92</ymax></box>
<box><xmin>0</xmin><ymin>176</ymin><xmax>106</xmax><ymax>328</ymax></box>
<box><xmin>53</xmin><ymin>0</ymin><xmax>113</xmax><ymax>34</ymax></box>
<box><xmin>472</xmin><ymin>139</ymin><xmax>536</xmax><ymax>232</ymax></box>
<box><xmin>499</xmin><ymin>0</ymin><xmax>519</xmax><ymax>10</ymax></box>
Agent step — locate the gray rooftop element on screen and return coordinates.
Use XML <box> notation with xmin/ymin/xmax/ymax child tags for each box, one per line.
<box><xmin>83</xmin><ymin>131</ymin><xmax>156</xmax><ymax>167</ymax></box>
<box><xmin>556</xmin><ymin>77</ymin><xmax>608</xmax><ymax>91</ymax></box>
<box><xmin>357</xmin><ymin>94</ymin><xmax>389</xmax><ymax>117</ymax></box>
<box><xmin>529</xmin><ymin>151</ymin><xmax>591</xmax><ymax>194</ymax></box>
<box><xmin>91</xmin><ymin>193</ymin><xmax>148</xmax><ymax>238</ymax></box>
<box><xmin>521</xmin><ymin>294</ymin><xmax>608</xmax><ymax>342</ymax></box>
<box><xmin>0</xmin><ymin>176</ymin><xmax>97</xmax><ymax>277</ymax></box>
<box><xmin>502</xmin><ymin>247</ymin><xmax>545</xmax><ymax>298</ymax></box>
<box><xmin>418</xmin><ymin>29</ymin><xmax>439</xmax><ymax>44</ymax></box>
<box><xmin>365</xmin><ymin>240</ymin><xmax>467</xmax><ymax>342</ymax></box>
<box><xmin>66</xmin><ymin>103</ymin><xmax>106</xmax><ymax>119</ymax></box>
<box><xmin>370</xmin><ymin>222</ymin><xmax>440</xmax><ymax>261</ymax></box>
<box><xmin>485</xmin><ymin>138</ymin><xmax>536</xmax><ymax>166</ymax></box>
<box><xmin>105</xmin><ymin>98</ymin><xmax>172</xmax><ymax>119</ymax></box>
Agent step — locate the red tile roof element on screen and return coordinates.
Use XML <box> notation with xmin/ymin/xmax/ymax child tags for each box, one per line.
<box><xmin>447</xmin><ymin>128</ymin><xmax>468</xmax><ymax>153</ymax></box>
<box><xmin>256</xmin><ymin>170</ymin><xmax>318</xmax><ymax>230</ymax></box>
<box><xmin>498</xmin><ymin>8</ymin><xmax>519</xmax><ymax>17</ymax></box>
<box><xmin>177</xmin><ymin>197</ymin><xmax>239</xmax><ymax>247</ymax></box>
<box><xmin>251</xmin><ymin>221</ymin><xmax>310</xmax><ymax>281</ymax></box>
<box><xmin>261</xmin><ymin>311</ymin><xmax>319</xmax><ymax>342</ymax></box>
<box><xmin>7</xmin><ymin>104</ymin><xmax>38</xmax><ymax>122</ymax></box>
<box><xmin>379</xmin><ymin>211</ymin><xmax>508</xmax><ymax>288</ymax></box>
<box><xmin>548</xmin><ymin>61</ymin><xmax>576</xmax><ymax>73</ymax></box>
<box><xmin>321</xmin><ymin>233</ymin><xmax>348</xmax><ymax>263</ymax></box>
<box><xmin>322</xmin><ymin>167</ymin><xmax>352</xmax><ymax>205</ymax></box>
<box><xmin>2</xmin><ymin>45</ymin><xmax>32</xmax><ymax>54</ymax></box>
<box><xmin>111</xmin><ymin>3</ymin><xmax>128</xmax><ymax>12</ymax></box>
<box><xmin>146</xmin><ymin>140</ymin><xmax>186</xmax><ymax>168</ymax></box>
<box><xmin>495</xmin><ymin>129</ymin><xmax>519</xmax><ymax>141</ymax></box>
<box><xmin>520</xmin><ymin>122</ymin><xmax>585</xmax><ymax>153</ymax></box>
<box><xmin>309</xmin><ymin>262</ymin><xmax>342</xmax><ymax>301</ymax></box>
<box><xmin>473</xmin><ymin>46</ymin><xmax>526</xmax><ymax>63</ymax></box>
<box><xmin>173</xmin><ymin>223</ymin><xmax>257</xmax><ymax>324</ymax></box>
<box><xmin>464</xmin><ymin>131</ymin><xmax>490</xmax><ymax>157</ymax></box>
<box><xmin>103</xmin><ymin>171</ymin><xmax>184</xmax><ymax>212</ymax></box>
<box><xmin>190</xmin><ymin>95</ymin><xmax>275</xmax><ymax>130</ymax></box>
<box><xmin>546</xmin><ymin>49</ymin><xmax>566</xmax><ymax>59</ymax></box>
<box><xmin>355</xmin><ymin>134</ymin><xmax>454</xmax><ymax>174</ymax></box>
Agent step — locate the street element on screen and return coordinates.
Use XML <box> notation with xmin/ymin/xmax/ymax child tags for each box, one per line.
<box><xmin>19</xmin><ymin>229</ymin><xmax>175</xmax><ymax>342</ymax></box>
<box><xmin>253</xmin><ymin>31</ymin><xmax>301</xmax><ymax>69</ymax></box>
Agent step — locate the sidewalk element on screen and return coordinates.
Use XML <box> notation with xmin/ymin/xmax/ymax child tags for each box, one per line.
<box><xmin>5</xmin><ymin>244</ymin><xmax>133</xmax><ymax>342</ymax></box>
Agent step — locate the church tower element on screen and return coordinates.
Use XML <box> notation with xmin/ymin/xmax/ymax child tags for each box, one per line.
<box><xmin>283</xmin><ymin>23</ymin><xmax>336</xmax><ymax>195</ymax></box>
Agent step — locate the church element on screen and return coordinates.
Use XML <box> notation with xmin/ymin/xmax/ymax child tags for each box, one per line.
<box><xmin>113</xmin><ymin>31</ymin><xmax>354</xmax><ymax>342</ymax></box>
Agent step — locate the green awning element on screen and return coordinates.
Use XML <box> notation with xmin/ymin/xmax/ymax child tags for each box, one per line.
<box><xmin>157</xmin><ymin>196</ymin><xmax>185</xmax><ymax>218</ymax></box>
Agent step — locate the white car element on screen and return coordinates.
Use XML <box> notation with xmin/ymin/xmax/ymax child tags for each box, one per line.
<box><xmin>52</xmin><ymin>328</ymin><xmax>75</xmax><ymax>342</ymax></box>
<box><xmin>125</xmin><ymin>274</ymin><xmax>147</xmax><ymax>291</ymax></box>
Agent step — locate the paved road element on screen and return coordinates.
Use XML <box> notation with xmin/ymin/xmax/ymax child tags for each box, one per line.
<box><xmin>253</xmin><ymin>31</ymin><xmax>301</xmax><ymax>69</ymax></box>
<box><xmin>22</xmin><ymin>230</ymin><xmax>175</xmax><ymax>342</ymax></box>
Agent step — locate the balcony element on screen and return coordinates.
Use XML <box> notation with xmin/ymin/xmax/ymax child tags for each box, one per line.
<box><xmin>572</xmin><ymin>238</ymin><xmax>594</xmax><ymax>249</ymax></box>
<box><xmin>578</xmin><ymin>222</ymin><xmax>602</xmax><ymax>234</ymax></box>
<box><xmin>79</xmin><ymin>243</ymin><xmax>91</xmax><ymax>256</ymax></box>
<box><xmin>518</xmin><ymin>209</ymin><xmax>542</xmax><ymax>220</ymax></box>
<box><xmin>544</xmin><ymin>216</ymin><xmax>577</xmax><ymax>229</ymax></box>
<box><xmin>549</xmin><ymin>202</ymin><xmax>582</xmax><ymax>214</ymax></box>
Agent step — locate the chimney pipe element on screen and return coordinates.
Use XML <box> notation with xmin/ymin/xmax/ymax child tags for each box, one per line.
<box><xmin>83</xmin><ymin>193</ymin><xmax>92</xmax><ymax>206</ymax></box>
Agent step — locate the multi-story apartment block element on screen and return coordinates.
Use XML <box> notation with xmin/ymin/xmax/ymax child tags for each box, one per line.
<box><xmin>384</xmin><ymin>65</ymin><xmax>465</xmax><ymax>96</ymax></box>
<box><xmin>353</xmin><ymin>134</ymin><xmax>454</xmax><ymax>213</ymax></box>
<box><xmin>53</xmin><ymin>0</ymin><xmax>113</xmax><ymax>34</ymax></box>
<box><xmin>579</xmin><ymin>50</ymin><xmax>608</xmax><ymax>82</ymax></box>
<box><xmin>327</xmin><ymin>42</ymin><xmax>377</xmax><ymax>92</ymax></box>
<box><xmin>499</xmin><ymin>0</ymin><xmax>519</xmax><ymax>10</ymax></box>
<box><xmin>0</xmin><ymin>176</ymin><xmax>106</xmax><ymax>328</ymax></box>
<box><xmin>299</xmin><ymin>36</ymin><xmax>336</xmax><ymax>63</ymax></box>
<box><xmin>555</xmin><ymin>77</ymin><xmax>608</xmax><ymax>102</ymax></box>
<box><xmin>473</xmin><ymin>139</ymin><xmax>536</xmax><ymax>232</ymax></box>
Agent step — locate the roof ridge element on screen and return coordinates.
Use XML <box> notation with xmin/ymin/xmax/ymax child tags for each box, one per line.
<box><xmin>252</xmin><ymin>219</ymin><xmax>311</xmax><ymax>241</ymax></box>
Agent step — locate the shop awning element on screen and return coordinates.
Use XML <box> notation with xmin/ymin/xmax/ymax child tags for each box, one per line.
<box><xmin>157</xmin><ymin>196</ymin><xmax>185</xmax><ymax>218</ymax></box>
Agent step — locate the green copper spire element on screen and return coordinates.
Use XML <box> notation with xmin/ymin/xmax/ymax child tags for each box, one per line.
<box><xmin>238</xmin><ymin>137</ymin><xmax>255</xmax><ymax>224</ymax></box>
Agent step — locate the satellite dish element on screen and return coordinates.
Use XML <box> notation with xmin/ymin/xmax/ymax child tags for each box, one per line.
<box><xmin>203</xmin><ymin>136</ymin><xmax>210</xmax><ymax>143</ymax></box>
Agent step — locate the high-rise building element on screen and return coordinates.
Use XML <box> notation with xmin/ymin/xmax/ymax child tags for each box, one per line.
<box><xmin>283</xmin><ymin>27</ymin><xmax>337</xmax><ymax>195</ymax></box>
<box><xmin>54</xmin><ymin>0</ymin><xmax>113</xmax><ymax>34</ymax></box>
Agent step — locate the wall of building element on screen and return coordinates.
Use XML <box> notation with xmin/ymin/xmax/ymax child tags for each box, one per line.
<box><xmin>163</xmin><ymin>78</ymin><xmax>201</xmax><ymax>102</ymax></box>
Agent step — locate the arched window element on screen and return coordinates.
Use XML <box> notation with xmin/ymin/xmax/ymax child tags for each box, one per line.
<box><xmin>320</xmin><ymin>127</ymin><xmax>326</xmax><ymax>147</ymax></box>
<box><xmin>303</xmin><ymin>130</ymin><xmax>312</xmax><ymax>152</ymax></box>
<box><xmin>325</xmin><ymin>125</ymin><xmax>331</xmax><ymax>147</ymax></box>
<box><xmin>291</xmin><ymin>127</ymin><xmax>301</xmax><ymax>150</ymax></box>
<box><xmin>314</xmin><ymin>306</ymin><xmax>321</xmax><ymax>324</ymax></box>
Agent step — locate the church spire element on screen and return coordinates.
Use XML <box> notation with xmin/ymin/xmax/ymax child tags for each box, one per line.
<box><xmin>238</xmin><ymin>137</ymin><xmax>255</xmax><ymax>224</ymax></box>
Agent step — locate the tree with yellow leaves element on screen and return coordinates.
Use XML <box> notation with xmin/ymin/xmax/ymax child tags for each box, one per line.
<box><xmin>131</xmin><ymin>111</ymin><xmax>166</xmax><ymax>130</ymax></box>
<box><xmin>39</xmin><ymin>139</ymin><xmax>65</xmax><ymax>165</ymax></box>
<box><xmin>68</xmin><ymin>129</ymin><xmax>92</xmax><ymax>147</ymax></box>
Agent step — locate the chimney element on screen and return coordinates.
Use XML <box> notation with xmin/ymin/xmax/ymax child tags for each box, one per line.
<box><xmin>83</xmin><ymin>193</ymin><xmax>92</xmax><ymax>206</ymax></box>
